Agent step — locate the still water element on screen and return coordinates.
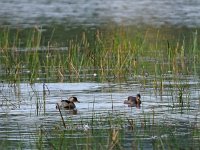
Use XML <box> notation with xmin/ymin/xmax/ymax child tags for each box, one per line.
<box><xmin>0</xmin><ymin>0</ymin><xmax>200</xmax><ymax>27</ymax></box>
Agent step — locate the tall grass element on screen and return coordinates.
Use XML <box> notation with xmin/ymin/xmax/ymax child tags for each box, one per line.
<box><xmin>0</xmin><ymin>26</ymin><xmax>199</xmax><ymax>84</ymax></box>
<box><xmin>0</xmin><ymin>26</ymin><xmax>199</xmax><ymax>115</ymax></box>
<box><xmin>0</xmin><ymin>25</ymin><xmax>199</xmax><ymax>150</ymax></box>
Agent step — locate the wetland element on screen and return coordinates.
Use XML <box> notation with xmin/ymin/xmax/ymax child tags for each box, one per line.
<box><xmin>0</xmin><ymin>0</ymin><xmax>200</xmax><ymax>149</ymax></box>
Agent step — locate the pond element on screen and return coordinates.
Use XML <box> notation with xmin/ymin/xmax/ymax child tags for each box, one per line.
<box><xmin>0</xmin><ymin>0</ymin><xmax>200</xmax><ymax>149</ymax></box>
<box><xmin>0</xmin><ymin>26</ymin><xmax>200</xmax><ymax>149</ymax></box>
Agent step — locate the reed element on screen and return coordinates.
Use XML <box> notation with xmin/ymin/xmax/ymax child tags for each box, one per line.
<box><xmin>0</xmin><ymin>25</ymin><xmax>199</xmax><ymax>150</ymax></box>
<box><xmin>33</xmin><ymin>109</ymin><xmax>197</xmax><ymax>150</ymax></box>
<box><xmin>1</xmin><ymin>26</ymin><xmax>200</xmax><ymax>84</ymax></box>
<box><xmin>0</xmin><ymin>100</ymin><xmax>199</xmax><ymax>150</ymax></box>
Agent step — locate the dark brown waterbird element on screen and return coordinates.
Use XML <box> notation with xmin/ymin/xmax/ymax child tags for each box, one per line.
<box><xmin>124</xmin><ymin>94</ymin><xmax>141</xmax><ymax>108</ymax></box>
<box><xmin>56</xmin><ymin>96</ymin><xmax>80</xmax><ymax>109</ymax></box>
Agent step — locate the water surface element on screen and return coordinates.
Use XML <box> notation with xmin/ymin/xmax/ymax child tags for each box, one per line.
<box><xmin>1</xmin><ymin>0</ymin><xmax>200</xmax><ymax>27</ymax></box>
<box><xmin>0</xmin><ymin>0</ymin><xmax>200</xmax><ymax>149</ymax></box>
<box><xmin>0</xmin><ymin>80</ymin><xmax>199</xmax><ymax>149</ymax></box>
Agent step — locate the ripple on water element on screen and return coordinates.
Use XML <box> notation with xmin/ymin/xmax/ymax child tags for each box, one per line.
<box><xmin>0</xmin><ymin>81</ymin><xmax>199</xmax><ymax>149</ymax></box>
<box><xmin>1</xmin><ymin>0</ymin><xmax>200</xmax><ymax>27</ymax></box>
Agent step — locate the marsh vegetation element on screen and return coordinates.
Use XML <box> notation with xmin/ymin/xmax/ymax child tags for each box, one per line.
<box><xmin>0</xmin><ymin>25</ymin><xmax>199</xmax><ymax>149</ymax></box>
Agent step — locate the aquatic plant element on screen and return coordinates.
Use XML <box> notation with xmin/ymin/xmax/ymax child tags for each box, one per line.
<box><xmin>0</xmin><ymin>26</ymin><xmax>200</xmax><ymax>84</ymax></box>
<box><xmin>0</xmin><ymin>25</ymin><xmax>199</xmax><ymax>150</ymax></box>
<box><xmin>25</xmin><ymin>109</ymin><xmax>199</xmax><ymax>150</ymax></box>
